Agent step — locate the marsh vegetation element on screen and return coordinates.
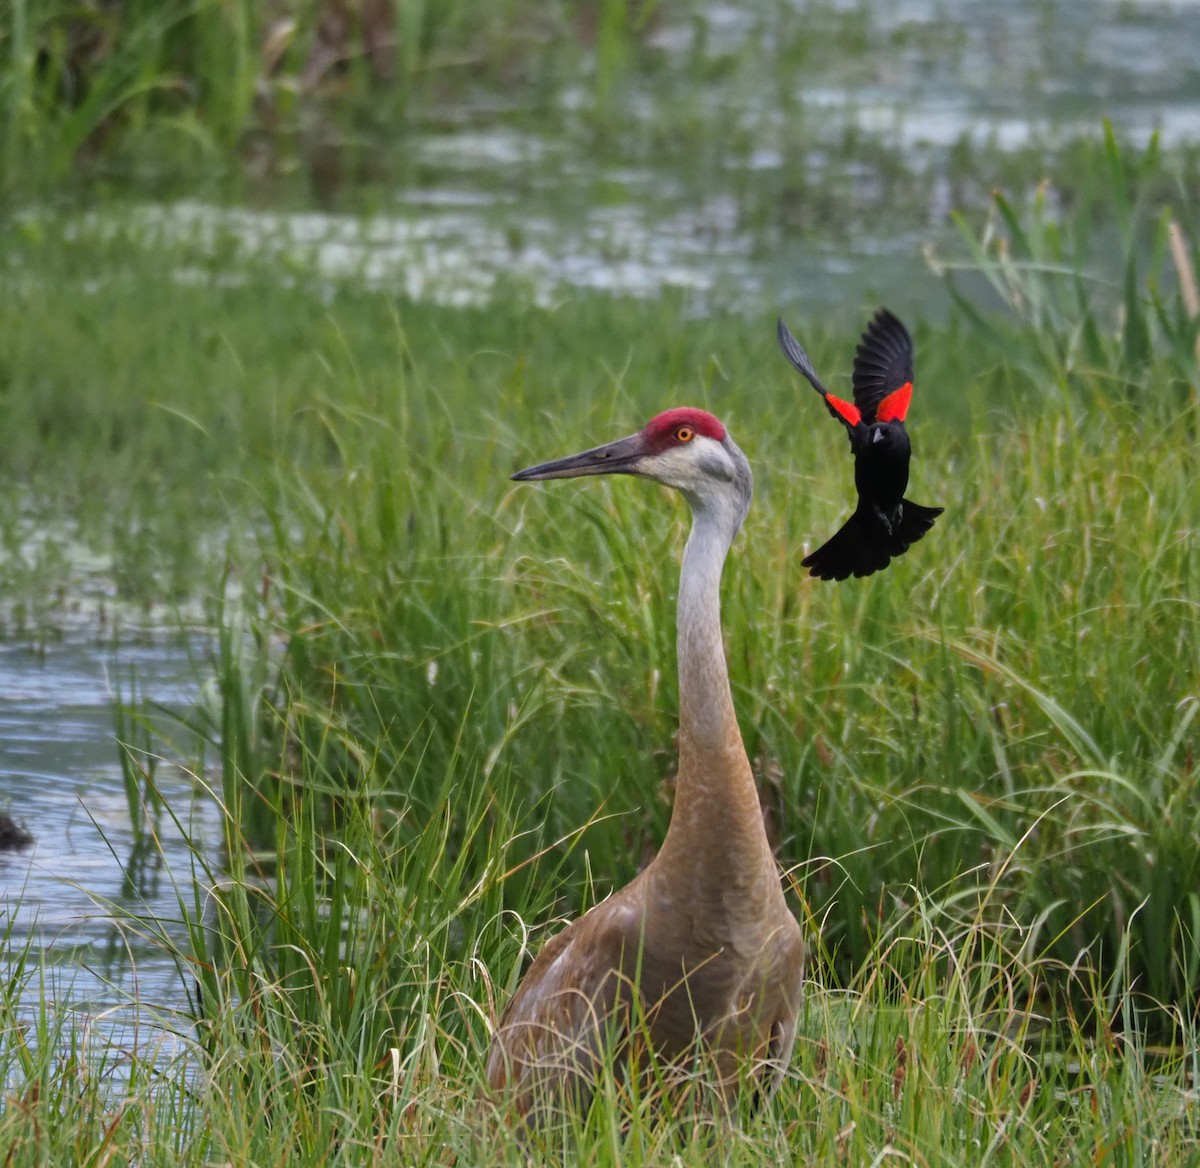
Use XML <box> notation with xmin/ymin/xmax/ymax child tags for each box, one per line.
<box><xmin>0</xmin><ymin>1</ymin><xmax>1198</xmax><ymax>1163</ymax></box>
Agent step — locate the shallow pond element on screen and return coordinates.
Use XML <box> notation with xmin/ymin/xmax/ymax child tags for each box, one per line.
<box><xmin>44</xmin><ymin>0</ymin><xmax>1200</xmax><ymax>316</ymax></box>
<box><xmin>0</xmin><ymin>634</ymin><xmax>215</xmax><ymax>1074</ymax></box>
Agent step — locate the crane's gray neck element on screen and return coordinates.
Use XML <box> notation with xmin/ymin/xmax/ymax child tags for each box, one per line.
<box><xmin>651</xmin><ymin>440</ymin><xmax>778</xmax><ymax>894</ymax></box>
<box><xmin>673</xmin><ymin>438</ymin><xmax>751</xmax><ymax>757</ymax></box>
<box><xmin>675</xmin><ymin>504</ymin><xmax>740</xmax><ymax>755</ymax></box>
<box><xmin>657</xmin><ymin>451</ymin><xmax>774</xmax><ymax>886</ymax></box>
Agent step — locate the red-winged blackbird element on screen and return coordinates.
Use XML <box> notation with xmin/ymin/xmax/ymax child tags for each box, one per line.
<box><xmin>777</xmin><ymin>309</ymin><xmax>943</xmax><ymax>581</ymax></box>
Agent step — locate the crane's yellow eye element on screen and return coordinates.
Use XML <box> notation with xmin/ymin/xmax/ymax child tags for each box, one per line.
<box><xmin>675</xmin><ymin>425</ymin><xmax>695</xmax><ymax>443</ymax></box>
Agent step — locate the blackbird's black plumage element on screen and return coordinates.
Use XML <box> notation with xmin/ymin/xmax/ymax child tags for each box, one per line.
<box><xmin>777</xmin><ymin>309</ymin><xmax>943</xmax><ymax>581</ymax></box>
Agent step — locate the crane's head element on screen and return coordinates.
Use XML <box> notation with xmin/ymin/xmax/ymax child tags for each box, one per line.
<box><xmin>512</xmin><ymin>407</ymin><xmax>752</xmax><ymax>535</ymax></box>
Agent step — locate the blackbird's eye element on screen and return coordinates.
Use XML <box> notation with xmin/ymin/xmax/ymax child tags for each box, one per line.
<box><xmin>675</xmin><ymin>425</ymin><xmax>695</xmax><ymax>443</ymax></box>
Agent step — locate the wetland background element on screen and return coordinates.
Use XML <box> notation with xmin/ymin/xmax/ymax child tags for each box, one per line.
<box><xmin>0</xmin><ymin>1</ymin><xmax>1199</xmax><ymax>1162</ymax></box>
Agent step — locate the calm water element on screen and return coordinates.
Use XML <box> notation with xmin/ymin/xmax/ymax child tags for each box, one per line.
<box><xmin>3</xmin><ymin>0</ymin><xmax>1200</xmax><ymax>1070</ymax></box>
<box><xmin>0</xmin><ymin>635</ymin><xmax>215</xmax><ymax>1070</ymax></box>
<box><xmin>58</xmin><ymin>0</ymin><xmax>1200</xmax><ymax>315</ymax></box>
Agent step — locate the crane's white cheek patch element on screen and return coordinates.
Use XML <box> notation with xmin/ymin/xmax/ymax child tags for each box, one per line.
<box><xmin>647</xmin><ymin>438</ymin><xmax>733</xmax><ymax>490</ymax></box>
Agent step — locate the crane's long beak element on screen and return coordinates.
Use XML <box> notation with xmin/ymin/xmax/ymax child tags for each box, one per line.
<box><xmin>512</xmin><ymin>431</ymin><xmax>651</xmax><ymax>481</ymax></box>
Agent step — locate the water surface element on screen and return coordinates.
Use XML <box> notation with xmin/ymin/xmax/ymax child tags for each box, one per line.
<box><xmin>0</xmin><ymin>635</ymin><xmax>214</xmax><ymax>1073</ymax></box>
<box><xmin>41</xmin><ymin>0</ymin><xmax>1200</xmax><ymax>315</ymax></box>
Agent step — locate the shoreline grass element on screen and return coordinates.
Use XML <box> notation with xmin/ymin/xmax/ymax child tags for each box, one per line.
<box><xmin>3</xmin><ymin>808</ymin><xmax>1199</xmax><ymax>1163</ymax></box>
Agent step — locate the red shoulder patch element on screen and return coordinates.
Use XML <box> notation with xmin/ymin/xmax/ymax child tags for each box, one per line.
<box><xmin>875</xmin><ymin>381</ymin><xmax>912</xmax><ymax>423</ymax></box>
<box><xmin>643</xmin><ymin>407</ymin><xmax>726</xmax><ymax>450</ymax></box>
<box><xmin>825</xmin><ymin>394</ymin><xmax>862</xmax><ymax>427</ymax></box>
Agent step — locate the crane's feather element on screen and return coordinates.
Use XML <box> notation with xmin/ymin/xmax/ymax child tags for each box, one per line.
<box><xmin>488</xmin><ymin>881</ymin><xmax>806</xmax><ymax>1121</ymax></box>
<box><xmin>487</xmin><ymin>896</ymin><xmax>641</xmax><ymax>1121</ymax></box>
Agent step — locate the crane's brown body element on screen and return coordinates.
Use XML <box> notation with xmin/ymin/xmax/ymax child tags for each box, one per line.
<box><xmin>490</xmin><ymin>408</ymin><xmax>804</xmax><ymax>1122</ymax></box>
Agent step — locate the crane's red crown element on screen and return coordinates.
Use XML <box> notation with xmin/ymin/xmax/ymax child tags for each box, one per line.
<box><xmin>643</xmin><ymin>408</ymin><xmax>726</xmax><ymax>451</ymax></box>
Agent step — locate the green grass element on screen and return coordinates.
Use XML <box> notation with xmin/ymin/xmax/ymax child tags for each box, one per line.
<box><xmin>2</xmin><ymin>808</ymin><xmax>1199</xmax><ymax>1164</ymax></box>
<box><xmin>0</xmin><ymin>174</ymin><xmax>1197</xmax><ymax>1159</ymax></box>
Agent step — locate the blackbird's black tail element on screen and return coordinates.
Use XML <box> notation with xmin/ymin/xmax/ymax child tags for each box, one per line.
<box><xmin>896</xmin><ymin>500</ymin><xmax>943</xmax><ymax>545</ymax></box>
<box><xmin>802</xmin><ymin>511</ymin><xmax>888</xmax><ymax>581</ymax></box>
<box><xmin>802</xmin><ymin>499</ymin><xmax>943</xmax><ymax>581</ymax></box>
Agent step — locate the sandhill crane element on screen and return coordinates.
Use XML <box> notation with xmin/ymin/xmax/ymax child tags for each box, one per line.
<box><xmin>489</xmin><ymin>407</ymin><xmax>805</xmax><ymax>1123</ymax></box>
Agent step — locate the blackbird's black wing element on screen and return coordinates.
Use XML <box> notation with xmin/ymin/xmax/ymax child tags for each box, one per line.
<box><xmin>777</xmin><ymin>317</ymin><xmax>860</xmax><ymax>431</ymax></box>
<box><xmin>852</xmin><ymin>309</ymin><xmax>913</xmax><ymax>424</ymax></box>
